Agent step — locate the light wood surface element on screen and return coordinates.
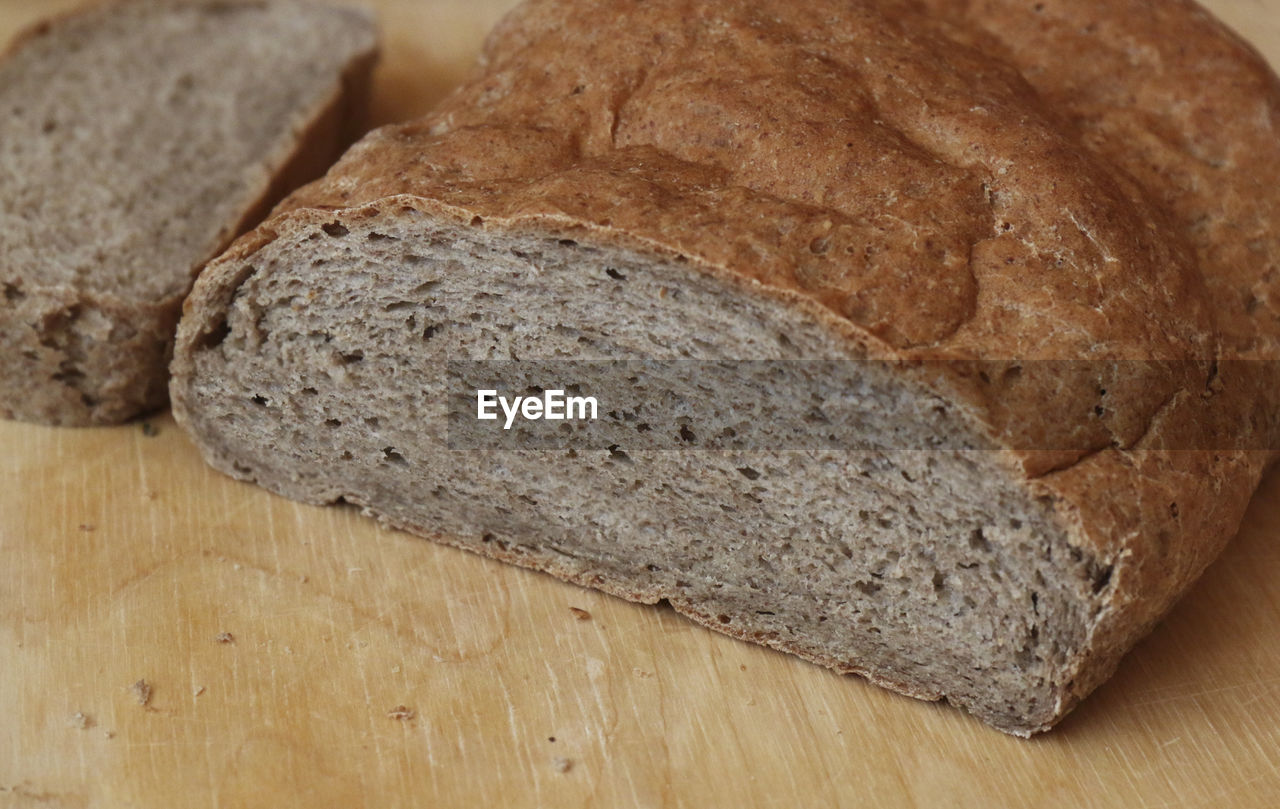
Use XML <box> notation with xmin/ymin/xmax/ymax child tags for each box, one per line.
<box><xmin>3</xmin><ymin>0</ymin><xmax>1280</xmax><ymax>806</ymax></box>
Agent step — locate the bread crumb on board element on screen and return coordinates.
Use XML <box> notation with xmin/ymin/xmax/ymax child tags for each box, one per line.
<box><xmin>193</xmin><ymin>686</ymin><xmax>206</xmax><ymax>697</ymax></box>
<box><xmin>568</xmin><ymin>607</ymin><xmax>591</xmax><ymax>621</ymax></box>
<box><xmin>553</xmin><ymin>757</ymin><xmax>573</xmax><ymax>774</ymax></box>
<box><xmin>130</xmin><ymin>679</ymin><xmax>152</xmax><ymax>707</ymax></box>
<box><xmin>215</xmin><ymin>632</ymin><xmax>235</xmax><ymax>644</ymax></box>
<box><xmin>387</xmin><ymin>705</ymin><xmax>415</xmax><ymax>721</ymax></box>
<box><xmin>68</xmin><ymin>712</ymin><xmax>93</xmax><ymax>730</ymax></box>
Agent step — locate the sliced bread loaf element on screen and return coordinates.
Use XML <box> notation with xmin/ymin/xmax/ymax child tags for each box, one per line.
<box><xmin>0</xmin><ymin>0</ymin><xmax>378</xmax><ymax>425</ymax></box>
<box><xmin>170</xmin><ymin>0</ymin><xmax>1280</xmax><ymax>734</ymax></box>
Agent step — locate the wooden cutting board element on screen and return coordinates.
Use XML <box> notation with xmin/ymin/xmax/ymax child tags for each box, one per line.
<box><xmin>3</xmin><ymin>1</ymin><xmax>1280</xmax><ymax>806</ymax></box>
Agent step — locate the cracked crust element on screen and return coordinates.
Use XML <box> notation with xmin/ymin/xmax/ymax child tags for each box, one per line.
<box><xmin>179</xmin><ymin>0</ymin><xmax>1280</xmax><ymax>732</ymax></box>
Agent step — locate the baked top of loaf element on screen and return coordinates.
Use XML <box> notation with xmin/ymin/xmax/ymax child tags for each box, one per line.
<box><xmin>286</xmin><ymin>0</ymin><xmax>1280</xmax><ymax>466</ymax></box>
<box><xmin>0</xmin><ymin>0</ymin><xmax>378</xmax><ymax>425</ymax></box>
<box><xmin>291</xmin><ymin>0</ymin><xmax>1278</xmax><ymax>356</ymax></box>
<box><xmin>173</xmin><ymin>0</ymin><xmax>1280</xmax><ymax>733</ymax></box>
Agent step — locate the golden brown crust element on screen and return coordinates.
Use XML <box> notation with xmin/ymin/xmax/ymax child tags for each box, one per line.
<box><xmin>197</xmin><ymin>0</ymin><xmax>1280</xmax><ymax>731</ymax></box>
<box><xmin>924</xmin><ymin>0</ymin><xmax>1280</xmax><ymax>357</ymax></box>
<box><xmin>281</xmin><ymin>0</ymin><xmax>1255</xmax><ymax>470</ymax></box>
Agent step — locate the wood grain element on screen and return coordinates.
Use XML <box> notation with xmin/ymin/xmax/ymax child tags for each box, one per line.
<box><xmin>2</xmin><ymin>0</ymin><xmax>1280</xmax><ymax>806</ymax></box>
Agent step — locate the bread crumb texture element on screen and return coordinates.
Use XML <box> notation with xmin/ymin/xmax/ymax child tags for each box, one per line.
<box><xmin>0</xmin><ymin>0</ymin><xmax>377</xmax><ymax>425</ymax></box>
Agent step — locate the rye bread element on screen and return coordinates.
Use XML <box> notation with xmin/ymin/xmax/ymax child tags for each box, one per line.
<box><xmin>0</xmin><ymin>0</ymin><xmax>378</xmax><ymax>425</ymax></box>
<box><xmin>170</xmin><ymin>0</ymin><xmax>1280</xmax><ymax>734</ymax></box>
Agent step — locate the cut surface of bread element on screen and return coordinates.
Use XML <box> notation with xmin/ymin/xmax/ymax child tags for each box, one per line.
<box><xmin>0</xmin><ymin>0</ymin><xmax>378</xmax><ymax>425</ymax></box>
<box><xmin>172</xmin><ymin>0</ymin><xmax>1280</xmax><ymax>734</ymax></box>
<box><xmin>174</xmin><ymin>206</ymin><xmax>1110</xmax><ymax>733</ymax></box>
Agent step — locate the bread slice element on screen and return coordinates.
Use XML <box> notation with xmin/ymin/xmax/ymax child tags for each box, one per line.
<box><xmin>0</xmin><ymin>0</ymin><xmax>378</xmax><ymax>426</ymax></box>
<box><xmin>170</xmin><ymin>0</ymin><xmax>1280</xmax><ymax>734</ymax></box>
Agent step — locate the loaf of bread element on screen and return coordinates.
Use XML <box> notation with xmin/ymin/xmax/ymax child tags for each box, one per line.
<box><xmin>171</xmin><ymin>0</ymin><xmax>1280</xmax><ymax>734</ymax></box>
<box><xmin>0</xmin><ymin>0</ymin><xmax>377</xmax><ymax>425</ymax></box>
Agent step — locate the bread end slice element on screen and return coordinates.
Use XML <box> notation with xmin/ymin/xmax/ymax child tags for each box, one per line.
<box><xmin>0</xmin><ymin>0</ymin><xmax>378</xmax><ymax>425</ymax></box>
